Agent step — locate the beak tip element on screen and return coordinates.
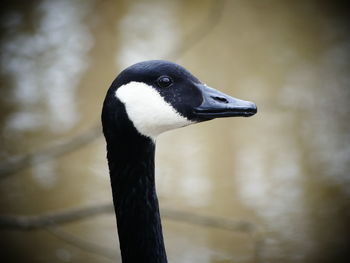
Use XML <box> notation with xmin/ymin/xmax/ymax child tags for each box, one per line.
<box><xmin>244</xmin><ymin>102</ymin><xmax>257</xmax><ymax>117</ymax></box>
<box><xmin>250</xmin><ymin>102</ymin><xmax>258</xmax><ymax>114</ymax></box>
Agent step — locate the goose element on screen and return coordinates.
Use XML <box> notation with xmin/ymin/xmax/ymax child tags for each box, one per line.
<box><xmin>101</xmin><ymin>60</ymin><xmax>257</xmax><ymax>263</ymax></box>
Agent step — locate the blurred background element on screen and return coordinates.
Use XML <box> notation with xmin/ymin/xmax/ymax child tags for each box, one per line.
<box><xmin>1</xmin><ymin>0</ymin><xmax>350</xmax><ymax>262</ymax></box>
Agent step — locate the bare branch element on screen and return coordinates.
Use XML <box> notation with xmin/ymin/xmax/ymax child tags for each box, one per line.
<box><xmin>0</xmin><ymin>202</ymin><xmax>260</xmax><ymax>234</ymax></box>
<box><xmin>45</xmin><ymin>226</ymin><xmax>118</xmax><ymax>261</ymax></box>
<box><xmin>0</xmin><ymin>126</ymin><xmax>101</xmax><ymax>179</ymax></box>
<box><xmin>0</xmin><ymin>203</ymin><xmax>113</xmax><ymax>230</ymax></box>
<box><xmin>161</xmin><ymin>208</ymin><xmax>256</xmax><ymax>233</ymax></box>
<box><xmin>0</xmin><ymin>202</ymin><xmax>264</xmax><ymax>262</ymax></box>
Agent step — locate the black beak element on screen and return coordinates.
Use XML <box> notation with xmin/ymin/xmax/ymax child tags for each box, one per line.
<box><xmin>193</xmin><ymin>84</ymin><xmax>257</xmax><ymax>120</ymax></box>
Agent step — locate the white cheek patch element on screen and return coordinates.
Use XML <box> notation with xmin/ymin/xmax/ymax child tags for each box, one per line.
<box><xmin>115</xmin><ymin>81</ymin><xmax>193</xmax><ymax>139</ymax></box>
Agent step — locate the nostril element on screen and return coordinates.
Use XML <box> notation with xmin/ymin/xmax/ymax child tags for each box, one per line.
<box><xmin>211</xmin><ymin>96</ymin><xmax>229</xmax><ymax>103</ymax></box>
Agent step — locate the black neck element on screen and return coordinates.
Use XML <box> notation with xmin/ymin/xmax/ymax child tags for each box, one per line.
<box><xmin>102</xmin><ymin>95</ymin><xmax>167</xmax><ymax>263</ymax></box>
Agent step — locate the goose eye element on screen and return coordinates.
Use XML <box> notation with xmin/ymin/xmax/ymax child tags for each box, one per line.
<box><xmin>157</xmin><ymin>76</ymin><xmax>173</xmax><ymax>88</ymax></box>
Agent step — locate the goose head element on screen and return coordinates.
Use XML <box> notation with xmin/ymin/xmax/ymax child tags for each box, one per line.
<box><xmin>102</xmin><ymin>60</ymin><xmax>257</xmax><ymax>140</ymax></box>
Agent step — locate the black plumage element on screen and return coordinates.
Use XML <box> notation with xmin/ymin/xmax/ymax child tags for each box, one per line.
<box><xmin>102</xmin><ymin>60</ymin><xmax>257</xmax><ymax>263</ymax></box>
